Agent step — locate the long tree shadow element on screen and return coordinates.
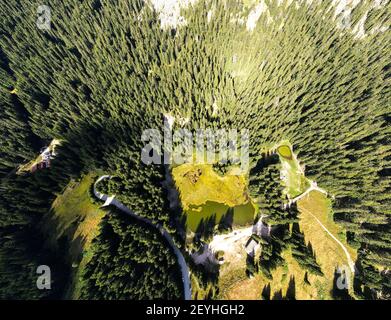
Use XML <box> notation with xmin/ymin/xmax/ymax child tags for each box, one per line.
<box><xmin>285</xmin><ymin>276</ymin><xmax>296</xmax><ymax>300</ymax></box>
<box><xmin>246</xmin><ymin>253</ymin><xmax>257</xmax><ymax>277</ymax></box>
<box><xmin>290</xmin><ymin>222</ymin><xmax>323</xmax><ymax>276</ymax></box>
<box><xmin>194</xmin><ymin>214</ymin><xmax>217</xmax><ymax>244</ymax></box>
<box><xmin>272</xmin><ymin>289</ymin><xmax>283</xmax><ymax>300</ymax></box>
<box><xmin>261</xmin><ymin>283</ymin><xmax>271</xmax><ymax>300</ymax></box>
<box><xmin>218</xmin><ymin>208</ymin><xmax>234</xmax><ymax>233</ymax></box>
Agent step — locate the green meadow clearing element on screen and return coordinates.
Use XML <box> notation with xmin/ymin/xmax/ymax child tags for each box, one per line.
<box><xmin>172</xmin><ymin>163</ymin><xmax>256</xmax><ymax>232</ymax></box>
<box><xmin>275</xmin><ymin>142</ymin><xmax>310</xmax><ymax>199</ymax></box>
<box><xmin>172</xmin><ymin>143</ymin><xmax>307</xmax><ymax>232</ymax></box>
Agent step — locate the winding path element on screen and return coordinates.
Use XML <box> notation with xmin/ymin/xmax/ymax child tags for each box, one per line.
<box><xmin>290</xmin><ymin>177</ymin><xmax>355</xmax><ymax>273</ymax></box>
<box><xmin>285</xmin><ymin>170</ymin><xmax>355</xmax><ymax>275</ymax></box>
<box><xmin>288</xmin><ymin>181</ymin><xmax>328</xmax><ymax>205</ymax></box>
<box><xmin>93</xmin><ymin>175</ymin><xmax>192</xmax><ymax>300</ymax></box>
<box><xmin>300</xmin><ymin>206</ymin><xmax>355</xmax><ymax>274</ymax></box>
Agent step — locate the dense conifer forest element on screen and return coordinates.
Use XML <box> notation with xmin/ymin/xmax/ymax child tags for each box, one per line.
<box><xmin>0</xmin><ymin>0</ymin><xmax>389</xmax><ymax>299</ymax></box>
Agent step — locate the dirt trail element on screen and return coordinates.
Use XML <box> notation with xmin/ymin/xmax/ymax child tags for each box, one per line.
<box><xmin>300</xmin><ymin>206</ymin><xmax>355</xmax><ymax>274</ymax></box>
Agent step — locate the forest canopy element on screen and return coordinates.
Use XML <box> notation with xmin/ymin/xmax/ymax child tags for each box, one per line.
<box><xmin>0</xmin><ymin>0</ymin><xmax>390</xmax><ymax>300</ymax></box>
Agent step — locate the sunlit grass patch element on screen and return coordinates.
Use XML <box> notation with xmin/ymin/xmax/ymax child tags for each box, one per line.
<box><xmin>275</xmin><ymin>142</ymin><xmax>310</xmax><ymax>198</ymax></box>
<box><xmin>172</xmin><ymin>164</ymin><xmax>255</xmax><ymax>232</ymax></box>
<box><xmin>42</xmin><ymin>173</ymin><xmax>106</xmax><ymax>299</ymax></box>
<box><xmin>219</xmin><ymin>191</ymin><xmax>358</xmax><ymax>300</ymax></box>
<box><xmin>298</xmin><ymin>191</ymin><xmax>357</xmax><ymax>261</ymax></box>
<box><xmin>220</xmin><ymin>246</ymin><xmax>329</xmax><ymax>300</ymax></box>
<box><xmin>277</xmin><ymin>145</ymin><xmax>293</xmax><ymax>159</ymax></box>
<box><xmin>297</xmin><ymin>191</ymin><xmax>357</xmax><ymax>296</ymax></box>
